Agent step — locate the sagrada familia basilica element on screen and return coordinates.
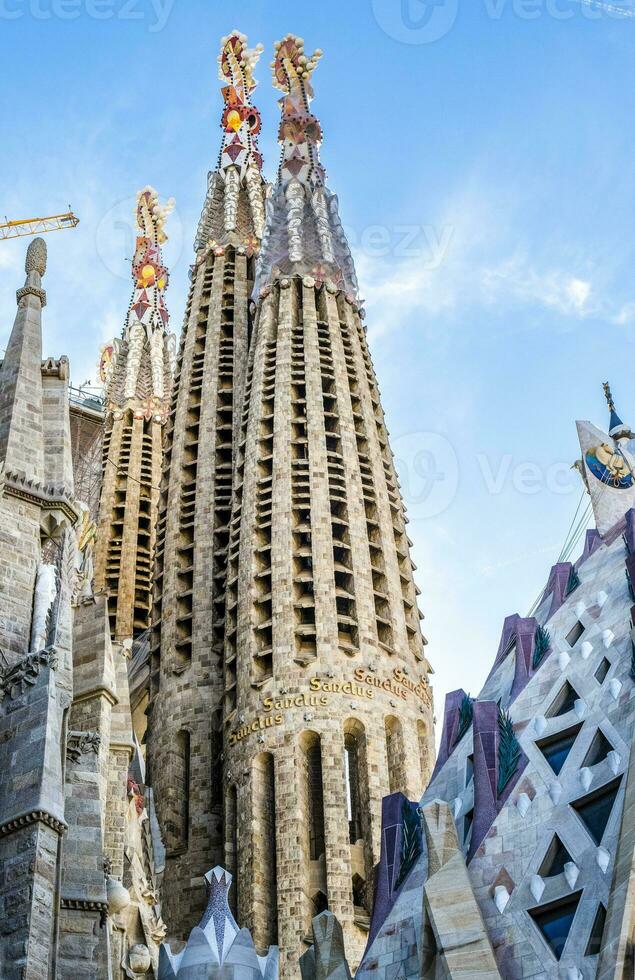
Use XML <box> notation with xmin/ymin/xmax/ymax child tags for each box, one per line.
<box><xmin>1</xmin><ymin>28</ymin><xmax>635</xmax><ymax>980</ymax></box>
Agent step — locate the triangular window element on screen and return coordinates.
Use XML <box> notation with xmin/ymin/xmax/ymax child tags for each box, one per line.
<box><xmin>529</xmin><ymin>891</ymin><xmax>582</xmax><ymax>960</ymax></box>
<box><xmin>595</xmin><ymin>658</ymin><xmax>610</xmax><ymax>684</ymax></box>
<box><xmin>571</xmin><ymin>777</ymin><xmax>621</xmax><ymax>846</ymax></box>
<box><xmin>585</xmin><ymin>903</ymin><xmax>607</xmax><ymax>956</ymax></box>
<box><xmin>538</xmin><ymin>835</ymin><xmax>574</xmax><ymax>879</ymax></box>
<box><xmin>566</xmin><ymin>621</ymin><xmax>585</xmax><ymax>647</ymax></box>
<box><xmin>546</xmin><ymin>682</ymin><xmax>579</xmax><ymax>718</ymax></box>
<box><xmin>537</xmin><ymin>724</ymin><xmax>583</xmax><ymax>776</ymax></box>
<box><xmin>582</xmin><ymin>729</ymin><xmax>613</xmax><ymax>769</ymax></box>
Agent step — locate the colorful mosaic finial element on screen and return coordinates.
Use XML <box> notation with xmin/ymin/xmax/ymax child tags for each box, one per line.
<box><xmin>195</xmin><ymin>31</ymin><xmax>266</xmax><ymax>251</ymax></box>
<box><xmin>217</xmin><ymin>31</ymin><xmax>264</xmax><ymax>177</ymax></box>
<box><xmin>100</xmin><ymin>187</ymin><xmax>174</xmax><ymax>412</ymax></box>
<box><xmin>253</xmin><ymin>36</ymin><xmax>358</xmax><ymax>300</ymax></box>
<box><xmin>272</xmin><ymin>34</ymin><xmax>325</xmax><ymax>188</ymax></box>
<box><xmin>127</xmin><ymin>187</ymin><xmax>172</xmax><ymax>337</ymax></box>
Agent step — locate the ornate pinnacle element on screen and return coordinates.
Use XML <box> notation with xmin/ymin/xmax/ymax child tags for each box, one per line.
<box><xmin>100</xmin><ymin>187</ymin><xmax>174</xmax><ymax>409</ymax></box>
<box><xmin>216</xmin><ymin>30</ymin><xmax>264</xmax><ymax>176</ymax></box>
<box><xmin>603</xmin><ymin>381</ymin><xmax>616</xmax><ymax>414</ymax></box>
<box><xmin>253</xmin><ymin>36</ymin><xmax>359</xmax><ymax>299</ymax></box>
<box><xmin>25</xmin><ymin>237</ymin><xmax>47</xmax><ymax>276</ymax></box>
<box><xmin>193</xmin><ymin>31</ymin><xmax>265</xmax><ymax>250</ymax></box>
<box><xmin>272</xmin><ymin>34</ymin><xmax>325</xmax><ymax>189</ymax></box>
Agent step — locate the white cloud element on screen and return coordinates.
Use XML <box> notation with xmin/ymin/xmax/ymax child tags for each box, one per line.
<box><xmin>355</xmin><ymin>188</ymin><xmax>600</xmax><ymax>341</ymax></box>
<box><xmin>482</xmin><ymin>256</ymin><xmax>594</xmax><ymax>317</ymax></box>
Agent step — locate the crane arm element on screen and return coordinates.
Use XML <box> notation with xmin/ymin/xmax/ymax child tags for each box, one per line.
<box><xmin>0</xmin><ymin>211</ymin><xmax>80</xmax><ymax>241</ymax></box>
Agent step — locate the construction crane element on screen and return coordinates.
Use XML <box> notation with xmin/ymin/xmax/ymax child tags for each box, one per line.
<box><xmin>0</xmin><ymin>210</ymin><xmax>79</xmax><ymax>242</ymax></box>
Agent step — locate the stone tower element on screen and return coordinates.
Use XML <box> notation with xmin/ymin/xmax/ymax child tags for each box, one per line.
<box><xmin>222</xmin><ymin>36</ymin><xmax>434</xmax><ymax>975</ymax></box>
<box><xmin>95</xmin><ymin>187</ymin><xmax>175</xmax><ymax>642</ymax></box>
<box><xmin>0</xmin><ymin>238</ymin><xmax>77</xmax><ymax>980</ymax></box>
<box><xmin>148</xmin><ymin>30</ymin><xmax>266</xmax><ymax>936</ymax></box>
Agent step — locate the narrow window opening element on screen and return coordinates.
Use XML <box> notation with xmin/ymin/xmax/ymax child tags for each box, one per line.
<box><xmin>306</xmin><ymin>741</ymin><xmax>325</xmax><ymax>861</ymax></box>
<box><xmin>463</xmin><ymin>808</ymin><xmax>474</xmax><ymax>846</ymax></box>
<box><xmin>344</xmin><ymin>734</ymin><xmax>363</xmax><ymax>844</ymax></box>
<box><xmin>585</xmin><ymin>903</ymin><xmax>607</xmax><ymax>956</ymax></box>
<box><xmin>566</xmin><ymin>621</ymin><xmax>585</xmax><ymax>647</ymax></box>
<box><xmin>595</xmin><ymin>657</ymin><xmax>611</xmax><ymax>685</ymax></box>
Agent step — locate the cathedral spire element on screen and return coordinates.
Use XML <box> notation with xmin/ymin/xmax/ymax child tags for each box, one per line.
<box><xmin>0</xmin><ymin>238</ymin><xmax>47</xmax><ymax>483</ymax></box>
<box><xmin>100</xmin><ymin>187</ymin><xmax>174</xmax><ymax>412</ymax></box>
<box><xmin>195</xmin><ymin>30</ymin><xmax>266</xmax><ymax>252</ymax></box>
<box><xmin>254</xmin><ymin>35</ymin><xmax>358</xmax><ymax>299</ymax></box>
<box><xmin>95</xmin><ymin>187</ymin><xmax>175</xmax><ymax>640</ymax></box>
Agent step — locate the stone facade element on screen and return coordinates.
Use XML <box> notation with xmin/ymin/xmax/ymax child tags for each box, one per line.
<box><xmin>0</xmin><ymin>237</ymin><xmax>165</xmax><ymax>979</ymax></box>
<box><xmin>351</xmin><ymin>396</ymin><xmax>635</xmax><ymax>979</ymax></box>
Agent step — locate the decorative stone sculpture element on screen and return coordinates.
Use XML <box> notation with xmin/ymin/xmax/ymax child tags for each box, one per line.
<box><xmin>126</xmin><ymin>944</ymin><xmax>152</xmax><ymax>976</ymax></box>
<box><xmin>299</xmin><ymin>912</ymin><xmax>352</xmax><ymax>980</ymax></box>
<box><xmin>107</xmin><ymin>876</ymin><xmax>131</xmax><ymax>915</ymax></box>
<box><xmin>25</xmin><ymin>236</ymin><xmax>47</xmax><ymax>275</ymax></box>
<box><xmin>157</xmin><ymin>867</ymin><xmax>278</xmax><ymax>979</ymax></box>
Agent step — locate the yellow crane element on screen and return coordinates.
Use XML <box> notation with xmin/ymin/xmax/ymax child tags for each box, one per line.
<box><xmin>0</xmin><ymin>210</ymin><xmax>79</xmax><ymax>241</ymax></box>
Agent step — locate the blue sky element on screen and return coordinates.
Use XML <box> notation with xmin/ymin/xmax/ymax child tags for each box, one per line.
<box><xmin>2</xmin><ymin>0</ymin><xmax>635</xmax><ymax>729</ymax></box>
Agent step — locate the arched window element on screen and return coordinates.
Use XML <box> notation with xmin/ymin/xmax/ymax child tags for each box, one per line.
<box><xmin>306</xmin><ymin>739</ymin><xmax>325</xmax><ymax>860</ymax></box>
<box><xmin>344</xmin><ymin>719</ymin><xmax>372</xmax><ymax>917</ymax></box>
<box><xmin>225</xmin><ymin>783</ymin><xmax>238</xmax><ymax>915</ymax></box>
<box><xmin>344</xmin><ymin>732</ymin><xmax>363</xmax><ymax>844</ymax></box>
<box><xmin>166</xmin><ymin>729</ymin><xmax>190</xmax><ymax>854</ymax></box>
<box><xmin>417</xmin><ymin>719</ymin><xmax>433</xmax><ymax>789</ymax></box>
<box><xmin>252</xmin><ymin>753</ymin><xmax>278</xmax><ymax>947</ymax></box>
<box><xmin>385</xmin><ymin>715</ymin><xmax>407</xmax><ymax>795</ymax></box>
<box><xmin>300</xmin><ymin>732</ymin><xmax>328</xmax><ymax>936</ymax></box>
